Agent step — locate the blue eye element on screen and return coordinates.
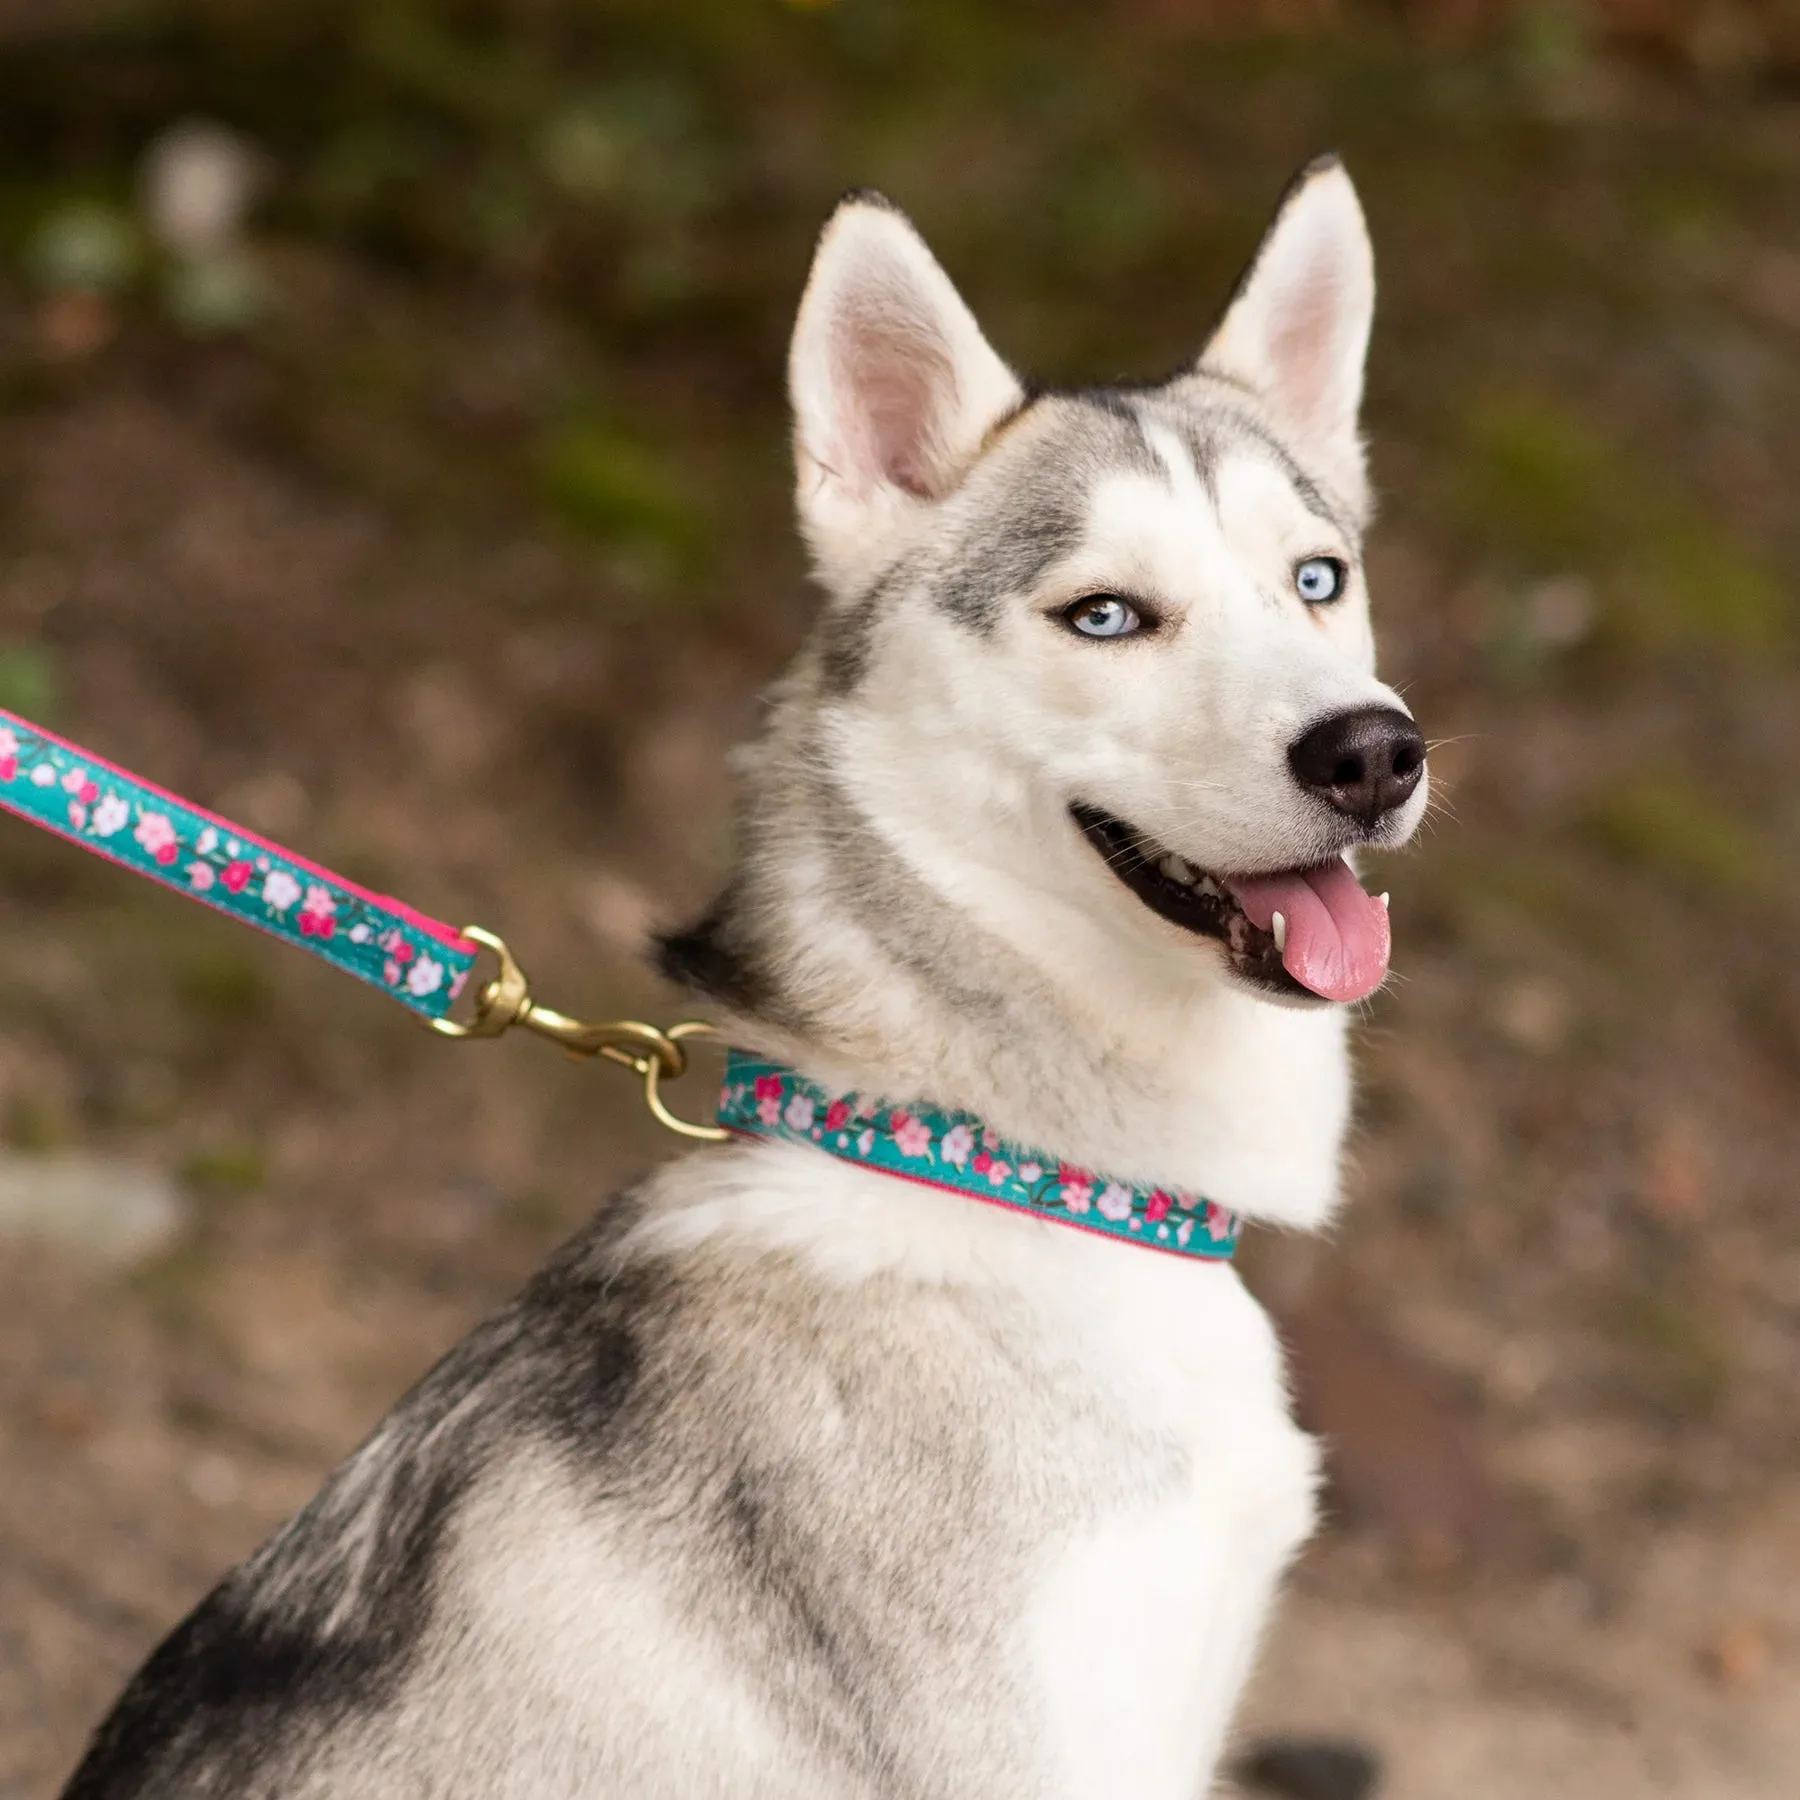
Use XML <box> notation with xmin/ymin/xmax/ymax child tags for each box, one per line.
<box><xmin>1295</xmin><ymin>557</ymin><xmax>1348</xmax><ymax>605</ymax></box>
<box><xmin>1065</xmin><ymin>595</ymin><xmax>1142</xmax><ymax>639</ymax></box>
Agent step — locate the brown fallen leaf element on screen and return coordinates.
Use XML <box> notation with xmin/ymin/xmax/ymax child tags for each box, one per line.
<box><xmin>1700</xmin><ymin>1620</ymin><xmax>1770</xmax><ymax>1688</ymax></box>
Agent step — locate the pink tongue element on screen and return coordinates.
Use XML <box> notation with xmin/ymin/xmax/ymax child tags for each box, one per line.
<box><xmin>1225</xmin><ymin>858</ymin><xmax>1391</xmax><ymax>1003</ymax></box>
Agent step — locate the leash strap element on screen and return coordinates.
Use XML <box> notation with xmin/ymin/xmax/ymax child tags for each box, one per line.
<box><xmin>717</xmin><ymin>1051</ymin><xmax>1241</xmax><ymax>1261</ymax></box>
<box><xmin>0</xmin><ymin>706</ymin><xmax>478</xmax><ymax>1021</ymax></box>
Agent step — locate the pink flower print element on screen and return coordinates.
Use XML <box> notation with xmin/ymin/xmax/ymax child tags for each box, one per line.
<box><xmin>29</xmin><ymin>763</ymin><xmax>56</xmax><ymax>786</ymax></box>
<box><xmin>91</xmin><ymin>793</ymin><xmax>129</xmax><ymax>838</ymax></box>
<box><xmin>405</xmin><ymin>955</ymin><xmax>444</xmax><ymax>998</ymax></box>
<box><xmin>1018</xmin><ymin>1161</ymin><xmax>1042</xmax><ymax>1184</ymax></box>
<box><xmin>824</xmin><ymin>1099</ymin><xmax>852</xmax><ymax>1134</ymax></box>
<box><xmin>1205</xmin><ymin>1205</ymin><xmax>1237</xmax><ymax>1243</ymax></box>
<box><xmin>221</xmin><ymin>860</ymin><xmax>253</xmax><ymax>893</ymax></box>
<box><xmin>1096</xmin><ymin>1182</ymin><xmax>1133</xmax><ymax>1222</ymax></box>
<box><xmin>981</xmin><ymin>1129</ymin><xmax>999</xmax><ymax>1151</ymax></box>
<box><xmin>79</xmin><ymin>780</ymin><xmax>99</xmax><ymax>804</ymax></box>
<box><xmin>1058</xmin><ymin>1163</ymin><xmax>1093</xmax><ymax>1214</ymax></box>
<box><xmin>972</xmin><ymin>1150</ymin><xmax>991</xmax><ymax>1175</ymax></box>
<box><xmin>984</xmin><ymin>1158</ymin><xmax>1011</xmax><ymax>1185</ymax></box>
<box><xmin>856</xmin><ymin>1127</ymin><xmax>876</xmax><ymax>1156</ymax></box>
<box><xmin>1145</xmin><ymin>1190</ymin><xmax>1172</xmax><ymax>1225</ymax></box>
<box><xmin>378</xmin><ymin>928</ymin><xmax>415</xmax><ymax>963</ymax></box>
<box><xmin>941</xmin><ymin>1123</ymin><xmax>975</xmax><ymax>1168</ymax></box>
<box><xmin>61</xmin><ymin>766</ymin><xmax>86</xmax><ymax>794</ymax></box>
<box><xmin>187</xmin><ymin>861</ymin><xmax>215</xmax><ymax>892</ymax></box>
<box><xmin>0</xmin><ymin>755</ymin><xmax>15</xmax><ymax>783</ymax></box>
<box><xmin>891</xmin><ymin>1113</ymin><xmax>932</xmax><ymax>1159</ymax></box>
<box><xmin>67</xmin><ymin>800</ymin><xmax>86</xmax><ymax>830</ymax></box>
<box><xmin>297</xmin><ymin>884</ymin><xmax>337</xmax><ymax>939</ymax></box>
<box><xmin>754</xmin><ymin>1073</ymin><xmax>784</xmax><ymax>1127</ymax></box>
<box><xmin>783</xmin><ymin>1094</ymin><xmax>815</xmax><ymax>1133</ymax></box>
<box><xmin>0</xmin><ymin>726</ymin><xmax>16</xmax><ymax>781</ymax></box>
<box><xmin>383</xmin><ymin>957</ymin><xmax>403</xmax><ymax>986</ymax></box>
<box><xmin>134</xmin><ymin>812</ymin><xmax>178</xmax><ymax>861</ymax></box>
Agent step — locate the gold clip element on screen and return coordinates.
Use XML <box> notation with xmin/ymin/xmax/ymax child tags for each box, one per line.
<box><xmin>432</xmin><ymin>926</ymin><xmax>727</xmax><ymax>1142</ymax></box>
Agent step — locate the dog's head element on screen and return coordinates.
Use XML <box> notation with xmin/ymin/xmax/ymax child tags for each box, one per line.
<box><xmin>781</xmin><ymin>159</ymin><xmax>1426</xmax><ymax>1009</ymax></box>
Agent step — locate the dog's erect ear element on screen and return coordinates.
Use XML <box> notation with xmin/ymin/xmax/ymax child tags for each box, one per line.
<box><xmin>790</xmin><ymin>193</ymin><xmax>1022</xmax><ymax>588</ymax></box>
<box><xmin>1201</xmin><ymin>157</ymin><xmax>1374</xmax><ymax>509</ymax></box>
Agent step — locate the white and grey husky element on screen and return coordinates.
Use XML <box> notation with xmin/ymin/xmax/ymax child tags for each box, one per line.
<box><xmin>63</xmin><ymin>156</ymin><xmax>1427</xmax><ymax>1800</ymax></box>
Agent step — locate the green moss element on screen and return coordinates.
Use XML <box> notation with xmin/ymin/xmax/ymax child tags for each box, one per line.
<box><xmin>0</xmin><ymin>642</ymin><xmax>61</xmax><ymax>722</ymax></box>
<box><xmin>539</xmin><ymin>419</ymin><xmax>709</xmax><ymax>575</ymax></box>
<box><xmin>177</xmin><ymin>950</ymin><xmax>270</xmax><ymax>1025</ymax></box>
<box><xmin>1457</xmin><ymin>390</ymin><xmax>1787</xmax><ymax>657</ymax></box>
<box><xmin>180</xmin><ymin>1140</ymin><xmax>268</xmax><ymax>1196</ymax></box>
<box><xmin>1616</xmin><ymin>1288</ymin><xmax>1735</xmax><ymax>1416</ymax></box>
<box><xmin>21</xmin><ymin>198</ymin><xmax>141</xmax><ymax>294</ymax></box>
<box><xmin>1583</xmin><ymin>772</ymin><xmax>1779</xmax><ymax>903</ymax></box>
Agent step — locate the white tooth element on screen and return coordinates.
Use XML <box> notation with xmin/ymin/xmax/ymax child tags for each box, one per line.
<box><xmin>1197</xmin><ymin>875</ymin><xmax>1222</xmax><ymax>898</ymax></box>
<box><xmin>1159</xmin><ymin>853</ymin><xmax>1195</xmax><ymax>885</ymax></box>
<box><xmin>1271</xmin><ymin>911</ymin><xmax>1287</xmax><ymax>952</ymax></box>
<box><xmin>1378</xmin><ymin>892</ymin><xmax>1390</xmax><ymax>910</ymax></box>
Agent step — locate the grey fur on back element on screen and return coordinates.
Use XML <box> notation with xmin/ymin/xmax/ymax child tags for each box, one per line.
<box><xmin>63</xmin><ymin>1168</ymin><xmax>1181</xmax><ymax>1799</ymax></box>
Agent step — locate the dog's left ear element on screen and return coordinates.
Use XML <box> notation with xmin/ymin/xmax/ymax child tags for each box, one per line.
<box><xmin>1201</xmin><ymin>157</ymin><xmax>1374</xmax><ymax>512</ymax></box>
<box><xmin>790</xmin><ymin>192</ymin><xmax>1023</xmax><ymax>590</ymax></box>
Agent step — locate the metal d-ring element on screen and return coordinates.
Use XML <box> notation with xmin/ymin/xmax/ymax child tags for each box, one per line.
<box><xmin>433</xmin><ymin>926</ymin><xmax>726</xmax><ymax>1141</ymax></box>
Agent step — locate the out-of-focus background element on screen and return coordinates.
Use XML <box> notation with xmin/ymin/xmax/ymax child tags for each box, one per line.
<box><xmin>1</xmin><ymin>2</ymin><xmax>1798</xmax><ymax>1795</ymax></box>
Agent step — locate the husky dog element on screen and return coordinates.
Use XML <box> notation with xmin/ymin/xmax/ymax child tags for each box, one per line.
<box><xmin>62</xmin><ymin>157</ymin><xmax>1426</xmax><ymax>1800</ymax></box>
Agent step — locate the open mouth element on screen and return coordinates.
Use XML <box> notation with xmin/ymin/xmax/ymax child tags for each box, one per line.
<box><xmin>1071</xmin><ymin>804</ymin><xmax>1392</xmax><ymax>1004</ymax></box>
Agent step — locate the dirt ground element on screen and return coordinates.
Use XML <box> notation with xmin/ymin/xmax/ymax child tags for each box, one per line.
<box><xmin>2</xmin><ymin>10</ymin><xmax>1799</xmax><ymax>1797</ymax></box>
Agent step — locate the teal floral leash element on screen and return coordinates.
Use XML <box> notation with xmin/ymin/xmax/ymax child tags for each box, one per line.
<box><xmin>0</xmin><ymin>706</ymin><xmax>477</xmax><ymax>1020</ymax></box>
<box><xmin>718</xmin><ymin>1051</ymin><xmax>1242</xmax><ymax>1261</ymax></box>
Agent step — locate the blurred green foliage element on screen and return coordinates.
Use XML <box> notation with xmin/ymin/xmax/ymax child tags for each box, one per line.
<box><xmin>0</xmin><ymin>644</ymin><xmax>62</xmax><ymax>723</ymax></box>
<box><xmin>1584</xmin><ymin>772</ymin><xmax>1781</xmax><ymax>904</ymax></box>
<box><xmin>538</xmin><ymin>418</ymin><xmax>708</xmax><ymax>575</ymax></box>
<box><xmin>1458</xmin><ymin>391</ymin><xmax>1787</xmax><ymax>657</ymax></box>
<box><xmin>177</xmin><ymin>949</ymin><xmax>271</xmax><ymax>1026</ymax></box>
<box><xmin>180</xmin><ymin>1138</ymin><xmax>268</xmax><ymax>1195</ymax></box>
<box><xmin>21</xmin><ymin>199</ymin><xmax>140</xmax><ymax>294</ymax></box>
<box><xmin>1616</xmin><ymin>1286</ymin><xmax>1736</xmax><ymax>1416</ymax></box>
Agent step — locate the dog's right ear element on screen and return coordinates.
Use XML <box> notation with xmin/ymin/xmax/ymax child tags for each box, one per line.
<box><xmin>789</xmin><ymin>193</ymin><xmax>1022</xmax><ymax>590</ymax></box>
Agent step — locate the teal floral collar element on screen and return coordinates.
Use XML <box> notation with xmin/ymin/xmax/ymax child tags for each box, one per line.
<box><xmin>717</xmin><ymin>1051</ymin><xmax>1241</xmax><ymax>1261</ymax></box>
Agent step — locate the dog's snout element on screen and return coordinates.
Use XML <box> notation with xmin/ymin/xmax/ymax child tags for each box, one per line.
<box><xmin>1288</xmin><ymin>706</ymin><xmax>1425</xmax><ymax>824</ymax></box>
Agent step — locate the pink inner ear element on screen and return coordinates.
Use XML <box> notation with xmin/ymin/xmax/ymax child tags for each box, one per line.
<box><xmin>832</xmin><ymin>311</ymin><xmax>954</xmax><ymax>499</ymax></box>
<box><xmin>1264</xmin><ymin>249</ymin><xmax>1345</xmax><ymax>429</ymax></box>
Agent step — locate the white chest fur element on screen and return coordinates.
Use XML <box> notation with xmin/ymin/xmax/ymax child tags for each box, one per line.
<box><xmin>630</xmin><ymin>1142</ymin><xmax>1321</xmax><ymax>1800</ymax></box>
<box><xmin>1019</xmin><ymin>1242</ymin><xmax>1319</xmax><ymax>1799</ymax></box>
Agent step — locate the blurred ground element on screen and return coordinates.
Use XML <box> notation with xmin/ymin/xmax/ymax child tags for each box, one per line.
<box><xmin>1</xmin><ymin>6</ymin><xmax>1799</xmax><ymax>1796</ymax></box>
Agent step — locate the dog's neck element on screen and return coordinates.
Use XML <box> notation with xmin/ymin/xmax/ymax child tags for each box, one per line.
<box><xmin>663</xmin><ymin>696</ymin><xmax>1353</xmax><ymax>1233</ymax></box>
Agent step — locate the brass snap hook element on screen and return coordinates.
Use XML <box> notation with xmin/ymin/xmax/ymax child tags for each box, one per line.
<box><xmin>433</xmin><ymin>926</ymin><xmax>727</xmax><ymax>1142</ymax></box>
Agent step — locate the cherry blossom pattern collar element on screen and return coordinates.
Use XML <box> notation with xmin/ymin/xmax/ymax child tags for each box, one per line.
<box><xmin>716</xmin><ymin>1052</ymin><xmax>1241</xmax><ymax>1261</ymax></box>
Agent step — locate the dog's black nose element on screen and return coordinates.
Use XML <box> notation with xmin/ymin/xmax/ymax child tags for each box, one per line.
<box><xmin>1288</xmin><ymin>706</ymin><xmax>1426</xmax><ymax>823</ymax></box>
